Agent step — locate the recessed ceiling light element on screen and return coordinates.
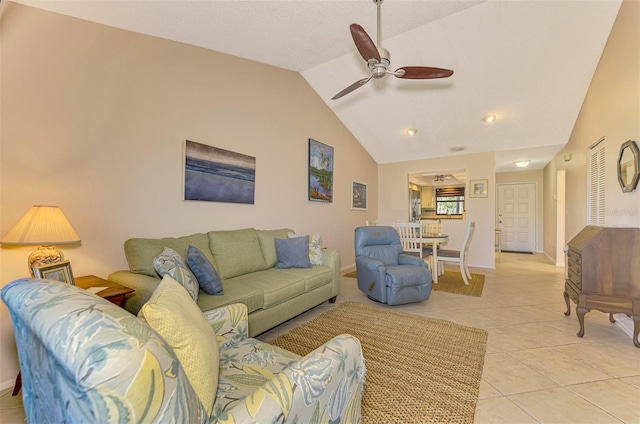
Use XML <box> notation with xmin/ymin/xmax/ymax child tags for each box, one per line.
<box><xmin>482</xmin><ymin>114</ymin><xmax>497</xmax><ymax>123</ymax></box>
<box><xmin>405</xmin><ymin>128</ymin><xmax>417</xmax><ymax>136</ymax></box>
<box><xmin>514</xmin><ymin>161</ymin><xmax>530</xmax><ymax>168</ymax></box>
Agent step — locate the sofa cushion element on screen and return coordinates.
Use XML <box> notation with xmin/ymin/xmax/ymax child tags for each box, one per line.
<box><xmin>208</xmin><ymin>228</ymin><xmax>268</xmax><ymax>279</ymax></box>
<box><xmin>288</xmin><ymin>232</ymin><xmax>323</xmax><ymax>265</ymax></box>
<box><xmin>140</xmin><ymin>275</ymin><xmax>219</xmax><ymax>416</ymax></box>
<box><xmin>257</xmin><ymin>228</ymin><xmax>294</xmax><ymax>268</ymax></box>
<box><xmin>272</xmin><ymin>265</ymin><xmax>333</xmax><ymax>292</ymax></box>
<box><xmin>187</xmin><ymin>245</ymin><xmax>223</xmax><ymax>295</ymax></box>
<box><xmin>153</xmin><ymin>247</ymin><xmax>199</xmax><ymax>301</ymax></box>
<box><xmin>275</xmin><ymin>236</ymin><xmax>312</xmax><ymax>269</ymax></box>
<box><xmin>125</xmin><ymin>233</ymin><xmax>215</xmax><ymax>278</ymax></box>
<box><xmin>197</xmin><ymin>278</ymin><xmax>264</xmax><ymax>314</ymax></box>
<box><xmin>228</xmin><ymin>270</ymin><xmax>306</xmax><ymax>308</ymax></box>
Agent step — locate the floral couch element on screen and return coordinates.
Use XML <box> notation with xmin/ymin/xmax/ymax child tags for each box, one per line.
<box><xmin>2</xmin><ymin>278</ymin><xmax>365</xmax><ymax>423</ymax></box>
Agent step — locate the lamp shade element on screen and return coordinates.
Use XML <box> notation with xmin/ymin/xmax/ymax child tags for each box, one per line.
<box><xmin>1</xmin><ymin>206</ymin><xmax>81</xmax><ymax>245</ymax></box>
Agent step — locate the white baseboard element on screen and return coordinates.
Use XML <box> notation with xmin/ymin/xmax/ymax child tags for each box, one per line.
<box><xmin>340</xmin><ymin>265</ymin><xmax>356</xmax><ymax>273</ymax></box>
<box><xmin>615</xmin><ymin>314</ymin><xmax>635</xmax><ymax>340</ymax></box>
<box><xmin>0</xmin><ymin>378</ymin><xmax>15</xmax><ymax>392</ymax></box>
<box><xmin>541</xmin><ymin>251</ymin><xmax>562</xmax><ymax>266</ymax></box>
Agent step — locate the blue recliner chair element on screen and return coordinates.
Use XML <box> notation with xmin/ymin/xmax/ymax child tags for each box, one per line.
<box><xmin>354</xmin><ymin>226</ymin><xmax>432</xmax><ymax>305</ymax></box>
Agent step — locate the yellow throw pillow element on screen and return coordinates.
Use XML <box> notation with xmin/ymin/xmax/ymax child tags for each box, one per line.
<box><xmin>140</xmin><ymin>275</ymin><xmax>218</xmax><ymax>415</ymax></box>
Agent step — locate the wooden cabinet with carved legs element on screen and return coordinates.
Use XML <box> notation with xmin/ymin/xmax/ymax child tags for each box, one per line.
<box><xmin>563</xmin><ymin>226</ymin><xmax>640</xmax><ymax>348</ymax></box>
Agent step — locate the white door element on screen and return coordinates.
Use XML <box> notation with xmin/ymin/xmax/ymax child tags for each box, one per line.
<box><xmin>497</xmin><ymin>183</ymin><xmax>536</xmax><ymax>253</ymax></box>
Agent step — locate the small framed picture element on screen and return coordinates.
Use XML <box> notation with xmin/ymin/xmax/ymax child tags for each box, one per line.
<box><xmin>351</xmin><ymin>181</ymin><xmax>367</xmax><ymax>210</ymax></box>
<box><xmin>469</xmin><ymin>179</ymin><xmax>489</xmax><ymax>198</ymax></box>
<box><xmin>32</xmin><ymin>260</ymin><xmax>75</xmax><ymax>285</ymax></box>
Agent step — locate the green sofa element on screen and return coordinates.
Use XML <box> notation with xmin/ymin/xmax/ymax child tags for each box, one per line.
<box><xmin>108</xmin><ymin>228</ymin><xmax>340</xmax><ymax>336</ymax></box>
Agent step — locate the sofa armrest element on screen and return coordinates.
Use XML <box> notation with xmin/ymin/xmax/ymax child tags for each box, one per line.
<box><xmin>203</xmin><ymin>303</ymin><xmax>249</xmax><ymax>348</ymax></box>
<box><xmin>322</xmin><ymin>248</ymin><xmax>341</xmax><ymax>299</ymax></box>
<box><xmin>222</xmin><ymin>334</ymin><xmax>365</xmax><ymax>423</ymax></box>
<box><xmin>107</xmin><ymin>270</ymin><xmax>161</xmax><ymax>315</ymax></box>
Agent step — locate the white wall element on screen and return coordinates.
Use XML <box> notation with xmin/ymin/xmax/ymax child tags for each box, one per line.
<box><xmin>543</xmin><ymin>0</ymin><xmax>639</xmax><ymax>338</ymax></box>
<box><xmin>543</xmin><ymin>0</ymin><xmax>640</xmax><ymax>263</ymax></box>
<box><xmin>378</xmin><ymin>152</ymin><xmax>496</xmax><ymax>269</ymax></box>
<box><xmin>0</xmin><ymin>4</ymin><xmax>378</xmax><ymax>388</ymax></box>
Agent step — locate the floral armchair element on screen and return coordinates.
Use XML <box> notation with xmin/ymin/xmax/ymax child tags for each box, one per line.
<box><xmin>1</xmin><ymin>278</ymin><xmax>365</xmax><ymax>423</ymax></box>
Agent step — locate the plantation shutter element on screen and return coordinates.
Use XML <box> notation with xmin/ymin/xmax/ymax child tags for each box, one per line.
<box><xmin>436</xmin><ymin>187</ymin><xmax>465</xmax><ymax>197</ymax></box>
<box><xmin>588</xmin><ymin>138</ymin><xmax>605</xmax><ymax>225</ymax></box>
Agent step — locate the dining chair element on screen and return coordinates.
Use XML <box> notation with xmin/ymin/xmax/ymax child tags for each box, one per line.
<box><xmin>419</xmin><ymin>219</ymin><xmax>442</xmax><ymax>235</ymax></box>
<box><xmin>437</xmin><ymin>221</ymin><xmax>475</xmax><ymax>285</ymax></box>
<box><xmin>393</xmin><ymin>222</ymin><xmax>426</xmax><ymax>259</ymax></box>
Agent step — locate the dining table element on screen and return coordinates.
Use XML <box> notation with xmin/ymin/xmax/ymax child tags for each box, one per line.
<box><xmin>422</xmin><ymin>232</ymin><xmax>449</xmax><ymax>283</ymax></box>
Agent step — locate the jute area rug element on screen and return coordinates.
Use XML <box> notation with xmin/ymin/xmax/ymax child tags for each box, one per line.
<box><xmin>269</xmin><ymin>302</ymin><xmax>488</xmax><ymax>423</ymax></box>
<box><xmin>432</xmin><ymin>271</ymin><xmax>485</xmax><ymax>297</ymax></box>
<box><xmin>343</xmin><ymin>270</ymin><xmax>485</xmax><ymax>297</ymax></box>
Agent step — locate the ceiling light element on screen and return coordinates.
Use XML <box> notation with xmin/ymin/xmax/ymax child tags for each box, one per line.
<box><xmin>482</xmin><ymin>114</ymin><xmax>497</xmax><ymax>123</ymax></box>
<box><xmin>405</xmin><ymin>128</ymin><xmax>417</xmax><ymax>136</ymax></box>
<box><xmin>514</xmin><ymin>161</ymin><xmax>530</xmax><ymax>168</ymax></box>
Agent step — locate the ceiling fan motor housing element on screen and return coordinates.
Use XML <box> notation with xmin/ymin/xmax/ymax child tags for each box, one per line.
<box><xmin>369</xmin><ymin>47</ymin><xmax>391</xmax><ymax>79</ymax></box>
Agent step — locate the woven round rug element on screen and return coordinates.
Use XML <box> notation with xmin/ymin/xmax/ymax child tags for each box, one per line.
<box><xmin>268</xmin><ymin>301</ymin><xmax>488</xmax><ymax>423</ymax></box>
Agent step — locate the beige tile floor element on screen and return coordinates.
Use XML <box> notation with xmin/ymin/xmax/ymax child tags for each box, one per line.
<box><xmin>1</xmin><ymin>253</ymin><xmax>638</xmax><ymax>423</ymax></box>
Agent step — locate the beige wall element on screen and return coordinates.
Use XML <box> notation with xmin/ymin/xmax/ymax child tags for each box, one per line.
<box><xmin>0</xmin><ymin>4</ymin><xmax>378</xmax><ymax>388</ymax></box>
<box><xmin>378</xmin><ymin>152</ymin><xmax>496</xmax><ymax>269</ymax></box>
<box><xmin>496</xmin><ymin>170</ymin><xmax>544</xmax><ymax>253</ymax></box>
<box><xmin>543</xmin><ymin>0</ymin><xmax>640</xmax><ymax>263</ymax></box>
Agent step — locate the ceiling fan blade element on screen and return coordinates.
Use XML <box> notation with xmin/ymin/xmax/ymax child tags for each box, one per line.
<box><xmin>350</xmin><ymin>24</ymin><xmax>381</xmax><ymax>63</ymax></box>
<box><xmin>395</xmin><ymin>66</ymin><xmax>454</xmax><ymax>79</ymax></box>
<box><xmin>331</xmin><ymin>77</ymin><xmax>372</xmax><ymax>100</ymax></box>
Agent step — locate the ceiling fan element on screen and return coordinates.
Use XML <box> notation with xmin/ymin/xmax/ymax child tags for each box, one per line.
<box><xmin>332</xmin><ymin>0</ymin><xmax>454</xmax><ymax>100</ymax></box>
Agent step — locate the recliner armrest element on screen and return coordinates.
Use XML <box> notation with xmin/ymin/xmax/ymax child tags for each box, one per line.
<box><xmin>203</xmin><ymin>303</ymin><xmax>249</xmax><ymax>348</ymax></box>
<box><xmin>355</xmin><ymin>256</ymin><xmax>387</xmax><ymax>303</ymax></box>
<box><xmin>398</xmin><ymin>254</ymin><xmax>429</xmax><ymax>268</ymax></box>
<box><xmin>221</xmin><ymin>334</ymin><xmax>365</xmax><ymax>422</ymax></box>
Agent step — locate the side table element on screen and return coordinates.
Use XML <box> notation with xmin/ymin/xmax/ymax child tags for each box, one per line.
<box><xmin>12</xmin><ymin>276</ymin><xmax>135</xmax><ymax>396</ymax></box>
<box><xmin>74</xmin><ymin>275</ymin><xmax>134</xmax><ymax>308</ymax></box>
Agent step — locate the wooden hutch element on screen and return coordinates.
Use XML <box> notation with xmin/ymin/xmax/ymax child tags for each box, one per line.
<box><xmin>564</xmin><ymin>226</ymin><xmax>640</xmax><ymax>347</ymax></box>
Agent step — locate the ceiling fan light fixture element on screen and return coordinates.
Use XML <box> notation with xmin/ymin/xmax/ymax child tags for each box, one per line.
<box><xmin>482</xmin><ymin>114</ymin><xmax>497</xmax><ymax>123</ymax></box>
<box><xmin>405</xmin><ymin>128</ymin><xmax>417</xmax><ymax>136</ymax></box>
<box><xmin>514</xmin><ymin>160</ymin><xmax>530</xmax><ymax>168</ymax></box>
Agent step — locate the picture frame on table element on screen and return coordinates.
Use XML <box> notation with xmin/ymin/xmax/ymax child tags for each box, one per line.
<box><xmin>351</xmin><ymin>181</ymin><xmax>367</xmax><ymax>210</ymax></box>
<box><xmin>469</xmin><ymin>179</ymin><xmax>488</xmax><ymax>198</ymax></box>
<box><xmin>32</xmin><ymin>260</ymin><xmax>75</xmax><ymax>285</ymax></box>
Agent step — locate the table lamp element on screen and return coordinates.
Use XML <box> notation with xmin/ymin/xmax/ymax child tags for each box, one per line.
<box><xmin>1</xmin><ymin>205</ymin><xmax>81</xmax><ymax>275</ymax></box>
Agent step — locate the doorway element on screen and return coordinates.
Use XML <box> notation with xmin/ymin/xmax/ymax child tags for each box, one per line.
<box><xmin>497</xmin><ymin>182</ymin><xmax>537</xmax><ymax>253</ymax></box>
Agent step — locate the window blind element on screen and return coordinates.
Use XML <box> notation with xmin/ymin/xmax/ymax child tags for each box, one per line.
<box><xmin>436</xmin><ymin>186</ymin><xmax>465</xmax><ymax>197</ymax></box>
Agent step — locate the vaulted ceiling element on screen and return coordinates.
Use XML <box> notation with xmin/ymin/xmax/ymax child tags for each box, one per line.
<box><xmin>13</xmin><ymin>0</ymin><xmax>622</xmax><ymax>171</ymax></box>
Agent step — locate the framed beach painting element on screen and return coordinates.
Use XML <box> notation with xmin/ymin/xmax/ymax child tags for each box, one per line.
<box><xmin>184</xmin><ymin>140</ymin><xmax>256</xmax><ymax>204</ymax></box>
<box><xmin>351</xmin><ymin>181</ymin><xmax>367</xmax><ymax>210</ymax></box>
<box><xmin>308</xmin><ymin>138</ymin><xmax>334</xmax><ymax>202</ymax></box>
<box><xmin>469</xmin><ymin>179</ymin><xmax>488</xmax><ymax>198</ymax></box>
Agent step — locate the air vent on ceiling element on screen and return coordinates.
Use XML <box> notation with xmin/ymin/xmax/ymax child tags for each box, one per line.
<box><xmin>449</xmin><ymin>146</ymin><xmax>466</xmax><ymax>152</ymax></box>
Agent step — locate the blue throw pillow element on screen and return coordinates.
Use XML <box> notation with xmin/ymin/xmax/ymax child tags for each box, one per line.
<box><xmin>187</xmin><ymin>245</ymin><xmax>223</xmax><ymax>295</ymax></box>
<box><xmin>275</xmin><ymin>236</ymin><xmax>312</xmax><ymax>269</ymax></box>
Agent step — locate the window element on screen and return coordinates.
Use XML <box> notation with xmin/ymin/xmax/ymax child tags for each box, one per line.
<box><xmin>588</xmin><ymin>138</ymin><xmax>605</xmax><ymax>225</ymax></box>
<box><xmin>436</xmin><ymin>187</ymin><xmax>465</xmax><ymax>215</ymax></box>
